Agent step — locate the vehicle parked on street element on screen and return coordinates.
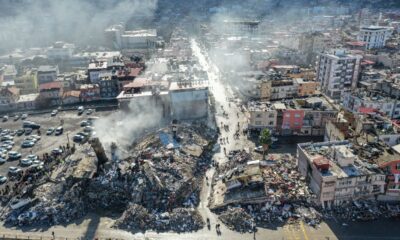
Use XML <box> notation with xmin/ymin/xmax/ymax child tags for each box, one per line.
<box><xmin>0</xmin><ymin>175</ymin><xmax>7</xmax><ymax>184</ymax></box>
<box><xmin>73</xmin><ymin>134</ymin><xmax>85</xmax><ymax>143</ymax></box>
<box><xmin>20</xmin><ymin>158</ymin><xmax>33</xmax><ymax>166</ymax></box>
<box><xmin>8</xmin><ymin>166</ymin><xmax>22</xmax><ymax>176</ymax></box>
<box><xmin>8</xmin><ymin>151</ymin><xmax>22</xmax><ymax>160</ymax></box>
<box><xmin>51</xmin><ymin>110</ymin><xmax>58</xmax><ymax>117</ymax></box>
<box><xmin>21</xmin><ymin>141</ymin><xmax>35</xmax><ymax>148</ymax></box>
<box><xmin>77</xmin><ymin>106</ymin><xmax>84</xmax><ymax>115</ymax></box>
<box><xmin>51</xmin><ymin>148</ymin><xmax>63</xmax><ymax>156</ymax></box>
<box><xmin>24</xmin><ymin>128</ymin><xmax>33</xmax><ymax>135</ymax></box>
<box><xmin>55</xmin><ymin>126</ymin><xmax>63</xmax><ymax>135</ymax></box>
<box><xmin>16</xmin><ymin>129</ymin><xmax>25</xmax><ymax>136</ymax></box>
<box><xmin>21</xmin><ymin>114</ymin><xmax>28</xmax><ymax>120</ymax></box>
<box><xmin>46</xmin><ymin>127</ymin><xmax>55</xmax><ymax>135</ymax></box>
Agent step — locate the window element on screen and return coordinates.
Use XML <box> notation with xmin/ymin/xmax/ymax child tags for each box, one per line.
<box><xmin>256</xmin><ymin>114</ymin><xmax>262</xmax><ymax>118</ymax></box>
<box><xmin>285</xmin><ymin>113</ymin><xmax>290</xmax><ymax>117</ymax></box>
<box><xmin>294</xmin><ymin>122</ymin><xmax>300</xmax><ymax>126</ymax></box>
<box><xmin>255</xmin><ymin>121</ymin><xmax>262</xmax><ymax>125</ymax></box>
<box><xmin>269</xmin><ymin>121</ymin><xmax>274</xmax><ymax>125</ymax></box>
<box><xmin>396</xmin><ymin>163</ymin><xmax>400</xmax><ymax>170</ymax></box>
<box><xmin>269</xmin><ymin>114</ymin><xmax>274</xmax><ymax>118</ymax></box>
<box><xmin>294</xmin><ymin>114</ymin><xmax>301</xmax><ymax>118</ymax></box>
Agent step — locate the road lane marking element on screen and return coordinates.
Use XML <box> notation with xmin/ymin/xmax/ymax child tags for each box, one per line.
<box><xmin>299</xmin><ymin>221</ymin><xmax>310</xmax><ymax>240</ymax></box>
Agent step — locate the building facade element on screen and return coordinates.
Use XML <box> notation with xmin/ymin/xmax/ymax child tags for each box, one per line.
<box><xmin>358</xmin><ymin>26</ymin><xmax>393</xmax><ymax>50</ymax></box>
<box><xmin>316</xmin><ymin>51</ymin><xmax>362</xmax><ymax>99</ymax></box>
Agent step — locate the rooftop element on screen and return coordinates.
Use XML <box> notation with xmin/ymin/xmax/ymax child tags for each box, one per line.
<box><xmin>38</xmin><ymin>65</ymin><xmax>58</xmax><ymax>73</ymax></box>
<box><xmin>17</xmin><ymin>93</ymin><xmax>39</xmax><ymax>102</ymax></box>
<box><xmin>169</xmin><ymin>81</ymin><xmax>208</xmax><ymax>91</ymax></box>
<box><xmin>299</xmin><ymin>141</ymin><xmax>385</xmax><ymax>178</ymax></box>
<box><xmin>122</xmin><ymin>29</ymin><xmax>157</xmax><ymax>37</ymax></box>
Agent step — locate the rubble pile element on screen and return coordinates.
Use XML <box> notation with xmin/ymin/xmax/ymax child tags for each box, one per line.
<box><xmin>261</xmin><ymin>154</ymin><xmax>311</xmax><ymax>203</ymax></box>
<box><xmin>113</xmin><ymin>204</ymin><xmax>151</xmax><ymax>231</ymax></box>
<box><xmin>114</xmin><ymin>205</ymin><xmax>204</xmax><ymax>233</ymax></box>
<box><xmin>3</xmin><ymin>125</ymin><xmax>214</xmax><ymax>233</ymax></box>
<box><xmin>321</xmin><ymin>200</ymin><xmax>400</xmax><ymax>222</ymax></box>
<box><xmin>218</xmin><ymin>207</ymin><xmax>255</xmax><ymax>232</ymax></box>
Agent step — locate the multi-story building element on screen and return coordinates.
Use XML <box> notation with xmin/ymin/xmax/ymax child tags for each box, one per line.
<box><xmin>341</xmin><ymin>90</ymin><xmax>400</xmax><ymax>119</ymax></box>
<box><xmin>260</xmin><ymin>80</ymin><xmax>296</xmax><ymax>100</ymax></box>
<box><xmin>358</xmin><ymin>26</ymin><xmax>393</xmax><ymax>50</ymax></box>
<box><xmin>297</xmin><ymin>141</ymin><xmax>386</xmax><ymax>208</ymax></box>
<box><xmin>0</xmin><ymin>87</ymin><xmax>19</xmax><ymax>111</ymax></box>
<box><xmin>169</xmin><ymin>81</ymin><xmax>209</xmax><ymax>120</ymax></box>
<box><xmin>47</xmin><ymin>41</ymin><xmax>75</xmax><ymax>60</ymax></box>
<box><xmin>247</xmin><ymin>102</ymin><xmax>277</xmax><ymax>132</ymax></box>
<box><xmin>293</xmin><ymin>78</ymin><xmax>319</xmax><ymax>97</ymax></box>
<box><xmin>98</xmin><ymin>75</ymin><xmax>119</xmax><ymax>99</ymax></box>
<box><xmin>14</xmin><ymin>70</ymin><xmax>38</xmax><ymax>94</ymax></box>
<box><xmin>37</xmin><ymin>65</ymin><xmax>59</xmax><ymax>85</ymax></box>
<box><xmin>248</xmin><ymin>97</ymin><xmax>337</xmax><ymax>136</ymax></box>
<box><xmin>105</xmin><ymin>25</ymin><xmax>158</xmax><ymax>50</ymax></box>
<box><xmin>316</xmin><ymin>51</ymin><xmax>362</xmax><ymax>99</ymax></box>
<box><xmin>38</xmin><ymin>81</ymin><xmax>63</xmax><ymax>106</ymax></box>
<box><xmin>1</xmin><ymin>65</ymin><xmax>17</xmax><ymax>87</ymax></box>
<box><xmin>80</xmin><ymin>84</ymin><xmax>100</xmax><ymax>102</ymax></box>
<box><xmin>298</xmin><ymin>32</ymin><xmax>328</xmax><ymax>65</ymax></box>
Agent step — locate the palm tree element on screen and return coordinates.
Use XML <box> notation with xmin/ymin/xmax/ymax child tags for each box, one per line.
<box><xmin>259</xmin><ymin>128</ymin><xmax>272</xmax><ymax>160</ymax></box>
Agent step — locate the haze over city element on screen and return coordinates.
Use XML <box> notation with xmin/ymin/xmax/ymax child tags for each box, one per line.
<box><xmin>0</xmin><ymin>0</ymin><xmax>400</xmax><ymax>239</ymax></box>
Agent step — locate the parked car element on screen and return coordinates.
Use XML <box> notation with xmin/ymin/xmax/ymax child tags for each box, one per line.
<box><xmin>80</xmin><ymin>120</ymin><xmax>89</xmax><ymax>127</ymax></box>
<box><xmin>0</xmin><ymin>175</ymin><xmax>7</xmax><ymax>184</ymax></box>
<box><xmin>3</xmin><ymin>140</ymin><xmax>14</xmax><ymax>146</ymax></box>
<box><xmin>13</xmin><ymin>114</ymin><xmax>20</xmax><ymax>121</ymax></box>
<box><xmin>0</xmin><ymin>157</ymin><xmax>6</xmax><ymax>164</ymax></box>
<box><xmin>86</xmin><ymin>109</ymin><xmax>93</xmax><ymax>115</ymax></box>
<box><xmin>46</xmin><ymin>127</ymin><xmax>55</xmax><ymax>135</ymax></box>
<box><xmin>2</xmin><ymin>116</ymin><xmax>8</xmax><ymax>122</ymax></box>
<box><xmin>84</xmin><ymin>126</ymin><xmax>94</xmax><ymax>133</ymax></box>
<box><xmin>1</xmin><ymin>135</ymin><xmax>13</xmax><ymax>142</ymax></box>
<box><xmin>16</xmin><ymin>129</ymin><xmax>25</xmax><ymax>136</ymax></box>
<box><xmin>51</xmin><ymin>110</ymin><xmax>58</xmax><ymax>117</ymax></box>
<box><xmin>73</xmin><ymin>134</ymin><xmax>85</xmax><ymax>143</ymax></box>
<box><xmin>0</xmin><ymin>144</ymin><xmax>12</xmax><ymax>150</ymax></box>
<box><xmin>27</xmin><ymin>155</ymin><xmax>38</xmax><ymax>161</ymax></box>
<box><xmin>21</xmin><ymin>114</ymin><xmax>28</xmax><ymax>120</ymax></box>
<box><xmin>24</xmin><ymin>128</ymin><xmax>33</xmax><ymax>135</ymax></box>
<box><xmin>8</xmin><ymin>151</ymin><xmax>21</xmax><ymax>160</ymax></box>
<box><xmin>20</xmin><ymin>158</ymin><xmax>33</xmax><ymax>166</ymax></box>
<box><xmin>77</xmin><ymin>106</ymin><xmax>84</xmax><ymax>115</ymax></box>
<box><xmin>55</xmin><ymin>126</ymin><xmax>63</xmax><ymax>135</ymax></box>
<box><xmin>9</xmin><ymin>130</ymin><xmax>16</xmax><ymax>136</ymax></box>
<box><xmin>22</xmin><ymin>121</ymin><xmax>40</xmax><ymax>129</ymax></box>
<box><xmin>31</xmin><ymin>135</ymin><xmax>41</xmax><ymax>141</ymax></box>
<box><xmin>254</xmin><ymin>146</ymin><xmax>264</xmax><ymax>153</ymax></box>
<box><xmin>21</xmin><ymin>141</ymin><xmax>35</xmax><ymax>148</ymax></box>
<box><xmin>8</xmin><ymin>166</ymin><xmax>22</xmax><ymax>175</ymax></box>
<box><xmin>51</xmin><ymin>148</ymin><xmax>63</xmax><ymax>156</ymax></box>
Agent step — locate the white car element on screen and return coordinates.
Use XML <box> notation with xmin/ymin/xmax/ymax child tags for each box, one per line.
<box><xmin>27</xmin><ymin>155</ymin><xmax>38</xmax><ymax>161</ymax></box>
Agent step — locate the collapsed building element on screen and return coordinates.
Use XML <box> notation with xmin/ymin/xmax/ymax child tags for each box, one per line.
<box><xmin>2</xmin><ymin>124</ymin><xmax>216</xmax><ymax>233</ymax></box>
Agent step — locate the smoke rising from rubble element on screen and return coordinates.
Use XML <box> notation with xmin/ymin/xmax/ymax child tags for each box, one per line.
<box><xmin>0</xmin><ymin>0</ymin><xmax>158</xmax><ymax>51</ymax></box>
<box><xmin>94</xmin><ymin>99</ymin><xmax>163</xmax><ymax>155</ymax></box>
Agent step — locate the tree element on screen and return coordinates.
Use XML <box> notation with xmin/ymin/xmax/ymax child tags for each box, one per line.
<box><xmin>259</xmin><ymin>128</ymin><xmax>272</xmax><ymax>160</ymax></box>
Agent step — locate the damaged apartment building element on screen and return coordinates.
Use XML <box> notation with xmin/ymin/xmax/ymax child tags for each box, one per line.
<box><xmin>297</xmin><ymin>141</ymin><xmax>386</xmax><ymax>208</ymax></box>
<box><xmin>117</xmin><ymin>79</ymin><xmax>209</xmax><ymax>121</ymax></box>
<box><xmin>248</xmin><ymin>96</ymin><xmax>337</xmax><ymax>136</ymax></box>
